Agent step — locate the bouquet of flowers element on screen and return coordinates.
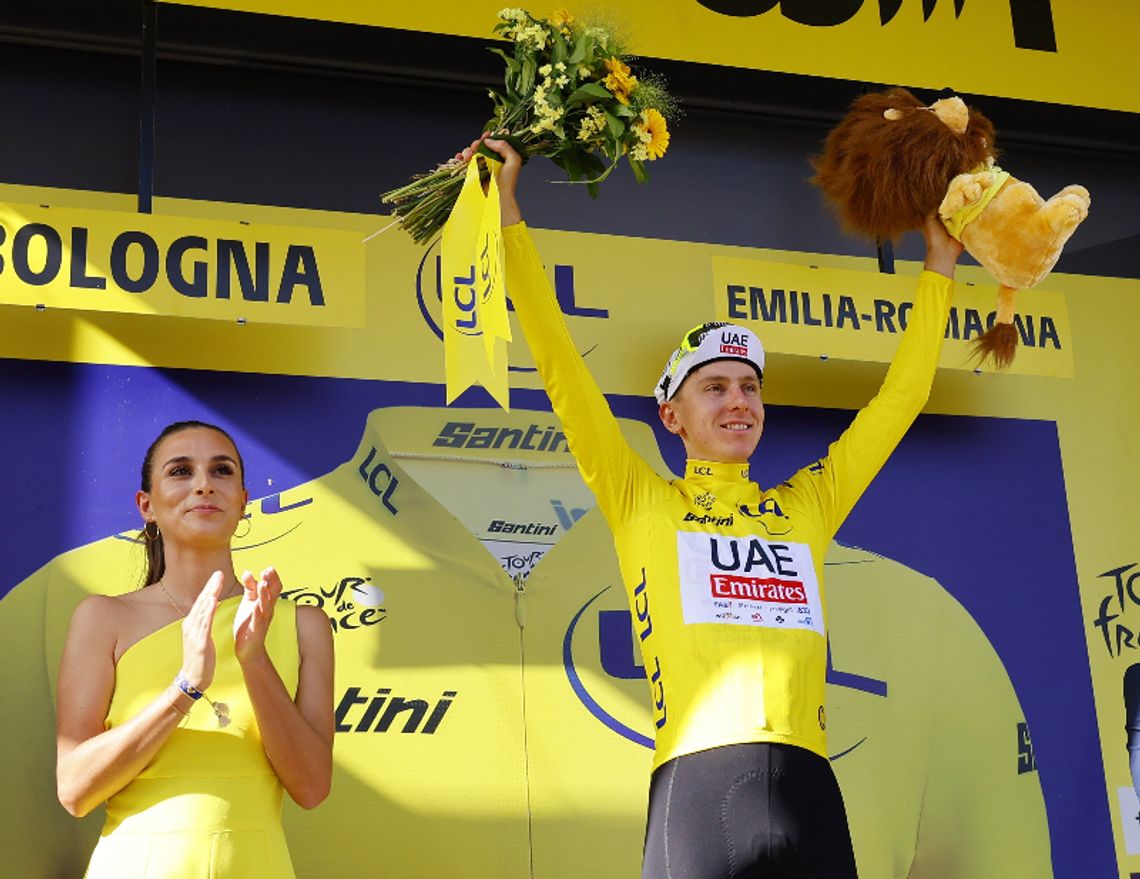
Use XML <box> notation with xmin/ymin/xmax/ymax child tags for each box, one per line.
<box><xmin>381</xmin><ymin>7</ymin><xmax>677</xmax><ymax>244</ymax></box>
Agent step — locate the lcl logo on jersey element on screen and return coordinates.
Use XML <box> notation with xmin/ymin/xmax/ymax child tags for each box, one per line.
<box><xmin>358</xmin><ymin>446</ymin><xmax>399</xmax><ymax>515</ymax></box>
<box><xmin>736</xmin><ymin>497</ymin><xmax>792</xmax><ymax>536</ymax></box>
<box><xmin>563</xmin><ymin>585</ymin><xmax>656</xmax><ymax>751</ymax></box>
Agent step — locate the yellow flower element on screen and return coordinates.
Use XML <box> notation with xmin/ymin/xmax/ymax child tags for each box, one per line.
<box><xmin>516</xmin><ymin>22</ymin><xmax>548</xmax><ymax>49</ymax></box>
<box><xmin>636</xmin><ymin>108</ymin><xmax>669</xmax><ymax>160</ymax></box>
<box><xmin>552</xmin><ymin>7</ymin><xmax>574</xmax><ymax>27</ymax></box>
<box><xmin>577</xmin><ymin>104</ymin><xmax>606</xmax><ymax>142</ymax></box>
<box><xmin>603</xmin><ymin>57</ymin><xmax>638</xmax><ymax>105</ymax></box>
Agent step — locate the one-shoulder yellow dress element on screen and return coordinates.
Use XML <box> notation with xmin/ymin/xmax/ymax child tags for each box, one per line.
<box><xmin>84</xmin><ymin>596</ymin><xmax>299</xmax><ymax>878</ymax></box>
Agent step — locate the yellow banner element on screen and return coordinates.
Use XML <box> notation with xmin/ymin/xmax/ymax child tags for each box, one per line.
<box><xmin>0</xmin><ymin>203</ymin><xmax>364</xmax><ymax>327</ymax></box>
<box><xmin>713</xmin><ymin>255</ymin><xmax>1074</xmax><ymax>378</ymax></box>
<box><xmin>159</xmin><ymin>0</ymin><xmax>1140</xmax><ymax>114</ymax></box>
<box><xmin>0</xmin><ymin>183</ymin><xmax>1120</xmax><ymax>405</ymax></box>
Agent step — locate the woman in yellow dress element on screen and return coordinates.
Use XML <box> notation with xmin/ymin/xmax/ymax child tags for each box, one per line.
<box><xmin>56</xmin><ymin>420</ymin><xmax>334</xmax><ymax>877</ymax></box>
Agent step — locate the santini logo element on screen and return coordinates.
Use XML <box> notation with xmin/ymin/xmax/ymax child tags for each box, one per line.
<box><xmin>488</xmin><ymin>519</ymin><xmax>558</xmax><ymax>536</ymax></box>
<box><xmin>335</xmin><ymin>687</ymin><xmax>456</xmax><ymax>734</ymax></box>
<box><xmin>683</xmin><ymin>512</ymin><xmax>734</xmax><ymax>527</ymax></box>
<box><xmin>433</xmin><ymin>421</ymin><xmax>568</xmax><ymax>452</ymax></box>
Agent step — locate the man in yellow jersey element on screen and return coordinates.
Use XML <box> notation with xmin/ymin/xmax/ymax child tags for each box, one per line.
<box><xmin>465</xmin><ymin>134</ymin><xmax>962</xmax><ymax>877</ymax></box>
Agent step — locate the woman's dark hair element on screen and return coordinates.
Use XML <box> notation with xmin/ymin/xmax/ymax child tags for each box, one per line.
<box><xmin>139</xmin><ymin>420</ymin><xmax>246</xmax><ymax>587</ymax></box>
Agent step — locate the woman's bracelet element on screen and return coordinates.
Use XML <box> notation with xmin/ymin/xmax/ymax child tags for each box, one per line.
<box><xmin>165</xmin><ymin>692</ymin><xmax>189</xmax><ymax>717</ymax></box>
<box><xmin>172</xmin><ymin>672</ymin><xmax>231</xmax><ymax>728</ymax></box>
<box><xmin>175</xmin><ymin>672</ymin><xmax>205</xmax><ymax>701</ymax></box>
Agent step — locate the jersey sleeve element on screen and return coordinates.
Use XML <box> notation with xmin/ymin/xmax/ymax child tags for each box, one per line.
<box><xmin>503</xmin><ymin>222</ymin><xmax>668</xmax><ymax>530</ymax></box>
<box><xmin>781</xmin><ymin>270</ymin><xmax>953</xmax><ymax>536</ymax></box>
<box><xmin>0</xmin><ymin>566</ymin><xmax>98</xmax><ymax>877</ymax></box>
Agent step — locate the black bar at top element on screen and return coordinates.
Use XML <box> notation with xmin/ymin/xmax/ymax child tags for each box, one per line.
<box><xmin>1010</xmin><ymin>0</ymin><xmax>1058</xmax><ymax>52</ymax></box>
<box><xmin>138</xmin><ymin>0</ymin><xmax>157</xmax><ymax>214</ymax></box>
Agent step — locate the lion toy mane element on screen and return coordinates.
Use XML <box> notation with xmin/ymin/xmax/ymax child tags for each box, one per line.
<box><xmin>812</xmin><ymin>87</ymin><xmax>1090</xmax><ymax>369</ymax></box>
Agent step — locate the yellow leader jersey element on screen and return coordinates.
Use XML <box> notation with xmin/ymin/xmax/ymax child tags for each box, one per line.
<box><xmin>504</xmin><ymin>222</ymin><xmax>954</xmax><ymax>769</ymax></box>
<box><xmin>0</xmin><ymin>405</ymin><xmax>1051</xmax><ymax>878</ymax></box>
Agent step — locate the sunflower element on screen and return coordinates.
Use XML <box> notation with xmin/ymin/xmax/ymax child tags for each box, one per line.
<box><xmin>603</xmin><ymin>57</ymin><xmax>638</xmax><ymax>105</ymax></box>
<box><xmin>637</xmin><ymin>108</ymin><xmax>670</xmax><ymax>160</ymax></box>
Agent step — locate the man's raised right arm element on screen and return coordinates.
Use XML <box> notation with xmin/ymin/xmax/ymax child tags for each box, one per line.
<box><xmin>460</xmin><ymin>136</ymin><xmax>664</xmax><ymax>527</ymax></box>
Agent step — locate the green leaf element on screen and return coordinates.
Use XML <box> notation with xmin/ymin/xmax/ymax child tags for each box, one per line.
<box><xmin>487</xmin><ymin>48</ymin><xmax>520</xmax><ymax>90</ymax></box>
<box><xmin>568</xmin><ymin>35</ymin><xmax>592</xmax><ymax>65</ymax></box>
<box><xmin>604</xmin><ymin>111</ymin><xmax>625</xmax><ymax>138</ymax></box>
<box><xmin>613</xmin><ymin>103</ymin><xmax>636</xmax><ymax>118</ymax></box>
<box><xmin>580</xmin><ymin>152</ymin><xmax>607</xmax><ymax>177</ymax></box>
<box><xmin>487</xmin><ymin>47</ymin><xmax>514</xmax><ymax>67</ymax></box>
<box><xmin>550</xmin><ymin>29</ymin><xmax>568</xmax><ymax>65</ymax></box>
<box><xmin>629</xmin><ymin>157</ymin><xmax>649</xmax><ymax>184</ymax></box>
<box><xmin>520</xmin><ymin>55</ymin><xmax>537</xmax><ymax>96</ymax></box>
<box><xmin>476</xmin><ymin>135</ymin><xmax>531</xmax><ymax>165</ymax></box>
<box><xmin>565</xmin><ymin>82</ymin><xmax>612</xmax><ymax>106</ymax></box>
<box><xmin>561</xmin><ymin>151</ymin><xmax>584</xmax><ymax>183</ymax></box>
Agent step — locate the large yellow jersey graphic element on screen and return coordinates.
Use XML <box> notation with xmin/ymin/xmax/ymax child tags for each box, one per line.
<box><xmin>0</xmin><ymin>405</ymin><xmax>1049</xmax><ymax>877</ymax></box>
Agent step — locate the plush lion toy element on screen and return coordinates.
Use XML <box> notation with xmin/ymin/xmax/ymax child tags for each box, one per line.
<box><xmin>812</xmin><ymin>87</ymin><xmax>1090</xmax><ymax>368</ymax></box>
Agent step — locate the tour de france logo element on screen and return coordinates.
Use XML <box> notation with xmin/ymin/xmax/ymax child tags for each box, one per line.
<box><xmin>282</xmin><ymin>576</ymin><xmax>387</xmax><ymax>634</ymax></box>
<box><xmin>694</xmin><ymin>492</ymin><xmax>716</xmax><ymax>511</ymax></box>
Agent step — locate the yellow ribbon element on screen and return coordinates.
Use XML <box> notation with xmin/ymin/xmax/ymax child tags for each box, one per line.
<box><xmin>440</xmin><ymin>155</ymin><xmax>513</xmax><ymax>409</ymax></box>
